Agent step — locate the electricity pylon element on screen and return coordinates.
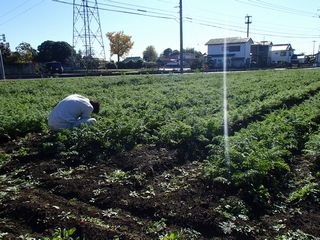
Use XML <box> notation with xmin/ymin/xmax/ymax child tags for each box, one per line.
<box><xmin>73</xmin><ymin>0</ymin><xmax>106</xmax><ymax>59</ymax></box>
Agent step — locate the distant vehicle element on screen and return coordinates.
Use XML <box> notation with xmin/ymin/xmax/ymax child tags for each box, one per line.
<box><xmin>44</xmin><ymin>61</ymin><xmax>63</xmax><ymax>74</ymax></box>
<box><xmin>165</xmin><ymin>62</ymin><xmax>180</xmax><ymax>68</ymax></box>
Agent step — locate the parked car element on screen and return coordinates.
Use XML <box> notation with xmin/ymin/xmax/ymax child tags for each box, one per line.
<box><xmin>44</xmin><ymin>61</ymin><xmax>63</xmax><ymax>74</ymax></box>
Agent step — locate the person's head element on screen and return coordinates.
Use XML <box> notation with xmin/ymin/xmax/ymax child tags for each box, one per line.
<box><xmin>90</xmin><ymin>100</ymin><xmax>100</xmax><ymax>114</ymax></box>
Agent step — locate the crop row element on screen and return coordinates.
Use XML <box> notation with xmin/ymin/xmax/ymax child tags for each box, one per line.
<box><xmin>83</xmin><ymin>69</ymin><xmax>320</xmax><ymax>160</ymax></box>
<box><xmin>304</xmin><ymin>129</ymin><xmax>320</xmax><ymax>159</ymax></box>
<box><xmin>228</xmin><ymin>72</ymin><xmax>320</xmax><ymax>132</ymax></box>
<box><xmin>205</xmin><ymin>90</ymin><xmax>320</xmax><ymax>208</ymax></box>
<box><xmin>1</xmin><ymin>70</ymin><xmax>320</xmax><ymax>159</ymax></box>
<box><xmin>1</xmin><ymin>70</ymin><xmax>320</xmax><ymax>239</ymax></box>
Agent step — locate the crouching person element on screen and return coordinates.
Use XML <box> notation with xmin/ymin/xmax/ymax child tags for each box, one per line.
<box><xmin>48</xmin><ymin>94</ymin><xmax>100</xmax><ymax>131</ymax></box>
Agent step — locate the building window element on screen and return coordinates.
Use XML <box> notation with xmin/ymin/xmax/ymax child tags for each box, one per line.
<box><xmin>227</xmin><ymin>45</ymin><xmax>241</xmax><ymax>52</ymax></box>
<box><xmin>280</xmin><ymin>51</ymin><xmax>287</xmax><ymax>56</ymax></box>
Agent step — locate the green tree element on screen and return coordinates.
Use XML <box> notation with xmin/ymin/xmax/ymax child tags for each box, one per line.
<box><xmin>37</xmin><ymin>40</ymin><xmax>75</xmax><ymax>64</ymax></box>
<box><xmin>0</xmin><ymin>43</ymin><xmax>14</xmax><ymax>64</ymax></box>
<box><xmin>106</xmin><ymin>31</ymin><xmax>134</xmax><ymax>63</ymax></box>
<box><xmin>15</xmin><ymin>42</ymin><xmax>37</xmax><ymax>63</ymax></box>
<box><xmin>184</xmin><ymin>48</ymin><xmax>203</xmax><ymax>58</ymax></box>
<box><xmin>143</xmin><ymin>45</ymin><xmax>158</xmax><ymax>62</ymax></box>
<box><xmin>172</xmin><ymin>50</ymin><xmax>180</xmax><ymax>57</ymax></box>
<box><xmin>163</xmin><ymin>48</ymin><xmax>172</xmax><ymax>58</ymax></box>
<box><xmin>82</xmin><ymin>56</ymin><xmax>100</xmax><ymax>69</ymax></box>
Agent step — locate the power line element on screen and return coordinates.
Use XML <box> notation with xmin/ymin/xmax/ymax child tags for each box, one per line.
<box><xmin>250</xmin><ymin>0</ymin><xmax>316</xmax><ymax>16</ymax></box>
<box><xmin>55</xmin><ymin>0</ymin><xmax>320</xmax><ymax>40</ymax></box>
<box><xmin>0</xmin><ymin>0</ymin><xmax>32</xmax><ymax>18</ymax></box>
<box><xmin>101</xmin><ymin>1</ymin><xmax>320</xmax><ymax>39</ymax></box>
<box><xmin>95</xmin><ymin>0</ymin><xmax>176</xmax><ymax>18</ymax></box>
<box><xmin>0</xmin><ymin>0</ymin><xmax>45</xmax><ymax>26</ymax></box>
<box><xmin>250</xmin><ymin>26</ymin><xmax>320</xmax><ymax>37</ymax></box>
<box><xmin>102</xmin><ymin>0</ymin><xmax>177</xmax><ymax>15</ymax></box>
<box><xmin>184</xmin><ymin>16</ymin><xmax>320</xmax><ymax>39</ymax></box>
<box><xmin>3</xmin><ymin>0</ymin><xmax>311</xmax><ymax>50</ymax></box>
<box><xmin>185</xmin><ymin>14</ymin><xmax>320</xmax><ymax>36</ymax></box>
<box><xmin>0</xmin><ymin>0</ymin><xmax>317</xmax><ymax>58</ymax></box>
<box><xmin>153</xmin><ymin>0</ymin><xmax>175</xmax><ymax>3</ymax></box>
<box><xmin>182</xmin><ymin>1</ymin><xmax>320</xmax><ymax>37</ymax></box>
<box><xmin>53</xmin><ymin>0</ymin><xmax>177</xmax><ymax>60</ymax></box>
<box><xmin>53</xmin><ymin>0</ymin><xmax>176</xmax><ymax>20</ymax></box>
<box><xmin>234</xmin><ymin>0</ymin><xmax>318</xmax><ymax>18</ymax></box>
<box><xmin>183</xmin><ymin>3</ymin><xmax>319</xmax><ymax>33</ymax></box>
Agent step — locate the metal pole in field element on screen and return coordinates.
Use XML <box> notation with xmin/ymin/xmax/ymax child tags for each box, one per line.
<box><xmin>0</xmin><ymin>49</ymin><xmax>5</xmax><ymax>80</ymax></box>
<box><xmin>179</xmin><ymin>0</ymin><xmax>183</xmax><ymax>73</ymax></box>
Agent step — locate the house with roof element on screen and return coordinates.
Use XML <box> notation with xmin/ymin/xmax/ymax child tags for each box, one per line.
<box><xmin>205</xmin><ymin>37</ymin><xmax>253</xmax><ymax>68</ymax></box>
<box><xmin>270</xmin><ymin>44</ymin><xmax>294</xmax><ymax>65</ymax></box>
<box><xmin>251</xmin><ymin>41</ymin><xmax>273</xmax><ymax>67</ymax></box>
<box><xmin>291</xmin><ymin>53</ymin><xmax>305</xmax><ymax>65</ymax></box>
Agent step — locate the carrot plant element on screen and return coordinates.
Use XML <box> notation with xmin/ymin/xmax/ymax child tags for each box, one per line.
<box><xmin>205</xmin><ymin>91</ymin><xmax>320</xmax><ymax>207</ymax></box>
<box><xmin>1</xmin><ymin>69</ymin><xmax>320</xmax><ymax>169</ymax></box>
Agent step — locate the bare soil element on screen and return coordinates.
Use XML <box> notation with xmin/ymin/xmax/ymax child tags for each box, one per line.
<box><xmin>0</xmin><ymin>134</ymin><xmax>319</xmax><ymax>239</ymax></box>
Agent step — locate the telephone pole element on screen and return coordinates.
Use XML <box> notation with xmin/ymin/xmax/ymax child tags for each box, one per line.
<box><xmin>0</xmin><ymin>34</ymin><xmax>6</xmax><ymax>80</ymax></box>
<box><xmin>179</xmin><ymin>0</ymin><xmax>183</xmax><ymax>73</ymax></box>
<box><xmin>245</xmin><ymin>15</ymin><xmax>252</xmax><ymax>38</ymax></box>
<box><xmin>313</xmin><ymin>40</ymin><xmax>316</xmax><ymax>55</ymax></box>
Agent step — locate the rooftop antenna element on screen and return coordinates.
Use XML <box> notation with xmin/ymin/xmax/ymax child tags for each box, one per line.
<box><xmin>73</xmin><ymin>0</ymin><xmax>106</xmax><ymax>59</ymax></box>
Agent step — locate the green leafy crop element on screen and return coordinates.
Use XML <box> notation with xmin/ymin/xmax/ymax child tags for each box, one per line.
<box><xmin>42</xmin><ymin>227</ymin><xmax>79</xmax><ymax>240</ymax></box>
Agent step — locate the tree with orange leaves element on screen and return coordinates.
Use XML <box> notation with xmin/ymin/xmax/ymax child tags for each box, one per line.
<box><xmin>106</xmin><ymin>31</ymin><xmax>134</xmax><ymax>63</ymax></box>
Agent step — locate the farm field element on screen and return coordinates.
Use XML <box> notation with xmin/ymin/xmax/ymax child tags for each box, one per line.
<box><xmin>0</xmin><ymin>69</ymin><xmax>319</xmax><ymax>239</ymax></box>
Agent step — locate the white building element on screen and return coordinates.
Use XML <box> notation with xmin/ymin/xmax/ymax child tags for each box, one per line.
<box><xmin>205</xmin><ymin>37</ymin><xmax>253</xmax><ymax>68</ymax></box>
<box><xmin>292</xmin><ymin>53</ymin><xmax>305</xmax><ymax>65</ymax></box>
<box><xmin>270</xmin><ymin>44</ymin><xmax>294</xmax><ymax>65</ymax></box>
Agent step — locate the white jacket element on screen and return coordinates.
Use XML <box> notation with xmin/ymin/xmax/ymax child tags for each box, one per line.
<box><xmin>48</xmin><ymin>94</ymin><xmax>94</xmax><ymax>130</ymax></box>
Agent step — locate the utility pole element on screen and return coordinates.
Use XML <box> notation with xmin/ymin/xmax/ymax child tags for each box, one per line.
<box><xmin>0</xmin><ymin>49</ymin><xmax>5</xmax><ymax>80</ymax></box>
<box><xmin>179</xmin><ymin>0</ymin><xmax>183</xmax><ymax>73</ymax></box>
<box><xmin>245</xmin><ymin>15</ymin><xmax>252</xmax><ymax>38</ymax></box>
<box><xmin>312</xmin><ymin>40</ymin><xmax>316</xmax><ymax>55</ymax></box>
<box><xmin>0</xmin><ymin>34</ymin><xmax>6</xmax><ymax>80</ymax></box>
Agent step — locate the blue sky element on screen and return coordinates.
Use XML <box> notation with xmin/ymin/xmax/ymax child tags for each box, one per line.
<box><xmin>1</xmin><ymin>0</ymin><xmax>320</xmax><ymax>60</ymax></box>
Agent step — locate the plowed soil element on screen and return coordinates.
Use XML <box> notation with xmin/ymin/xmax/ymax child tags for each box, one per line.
<box><xmin>0</xmin><ymin>134</ymin><xmax>319</xmax><ymax>239</ymax></box>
